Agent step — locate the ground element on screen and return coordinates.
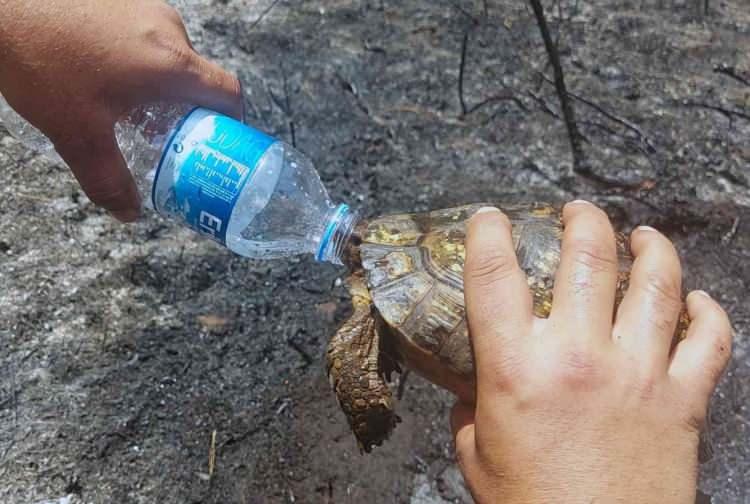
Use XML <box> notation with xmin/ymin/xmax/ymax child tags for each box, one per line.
<box><xmin>1</xmin><ymin>0</ymin><xmax>749</xmax><ymax>502</ymax></box>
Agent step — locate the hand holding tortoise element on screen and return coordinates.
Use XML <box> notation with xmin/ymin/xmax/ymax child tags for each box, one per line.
<box><xmin>454</xmin><ymin>201</ymin><xmax>732</xmax><ymax>503</ymax></box>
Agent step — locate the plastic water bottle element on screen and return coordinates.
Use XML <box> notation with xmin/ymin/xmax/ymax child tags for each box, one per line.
<box><xmin>0</xmin><ymin>98</ymin><xmax>357</xmax><ymax>264</ymax></box>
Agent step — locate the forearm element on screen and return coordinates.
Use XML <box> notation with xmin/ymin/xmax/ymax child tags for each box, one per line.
<box><xmin>491</xmin><ymin>469</ymin><xmax>697</xmax><ymax>504</ymax></box>
<box><xmin>469</xmin><ymin>424</ymin><xmax>699</xmax><ymax>504</ymax></box>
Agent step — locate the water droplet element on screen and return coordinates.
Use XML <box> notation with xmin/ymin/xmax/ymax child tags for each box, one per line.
<box><xmin>173</xmin><ymin>143</ymin><xmax>184</xmax><ymax>153</ymax></box>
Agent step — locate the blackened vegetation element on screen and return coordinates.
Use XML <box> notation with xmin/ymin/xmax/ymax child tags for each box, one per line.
<box><xmin>528</xmin><ymin>0</ymin><xmax>587</xmax><ymax>177</ymax></box>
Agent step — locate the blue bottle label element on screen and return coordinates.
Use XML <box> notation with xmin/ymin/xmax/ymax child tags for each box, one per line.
<box><xmin>152</xmin><ymin>108</ymin><xmax>276</xmax><ymax>245</ymax></box>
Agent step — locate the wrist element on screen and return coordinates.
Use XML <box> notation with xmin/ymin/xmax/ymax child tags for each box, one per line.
<box><xmin>482</xmin><ymin>462</ymin><xmax>697</xmax><ymax>504</ymax></box>
<box><xmin>468</xmin><ymin>438</ymin><xmax>698</xmax><ymax>504</ymax></box>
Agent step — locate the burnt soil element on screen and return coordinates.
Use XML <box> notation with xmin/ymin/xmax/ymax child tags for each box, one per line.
<box><xmin>1</xmin><ymin>1</ymin><xmax>749</xmax><ymax>503</ymax></box>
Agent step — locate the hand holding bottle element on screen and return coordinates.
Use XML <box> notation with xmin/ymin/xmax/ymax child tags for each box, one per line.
<box><xmin>0</xmin><ymin>0</ymin><xmax>242</xmax><ymax>221</ymax></box>
<box><xmin>0</xmin><ymin>3</ymin><xmax>354</xmax><ymax>265</ymax></box>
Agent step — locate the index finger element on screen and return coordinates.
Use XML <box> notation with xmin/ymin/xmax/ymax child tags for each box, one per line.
<box><xmin>52</xmin><ymin>121</ymin><xmax>141</xmax><ymax>222</ymax></box>
<box><xmin>464</xmin><ymin>207</ymin><xmax>533</xmax><ymax>386</ymax></box>
<box><xmin>164</xmin><ymin>51</ymin><xmax>244</xmax><ymax>120</ymax></box>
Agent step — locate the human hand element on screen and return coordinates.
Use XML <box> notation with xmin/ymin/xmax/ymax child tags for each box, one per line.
<box><xmin>453</xmin><ymin>202</ymin><xmax>732</xmax><ymax>503</ymax></box>
<box><xmin>0</xmin><ymin>0</ymin><xmax>242</xmax><ymax>221</ymax></box>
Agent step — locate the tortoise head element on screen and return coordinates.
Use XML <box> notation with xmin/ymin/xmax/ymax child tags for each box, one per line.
<box><xmin>339</xmin><ymin>220</ymin><xmax>367</xmax><ymax>271</ymax></box>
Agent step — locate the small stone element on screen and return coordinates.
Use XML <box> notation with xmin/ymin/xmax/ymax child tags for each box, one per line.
<box><xmin>197</xmin><ymin>315</ymin><xmax>230</xmax><ymax>333</ymax></box>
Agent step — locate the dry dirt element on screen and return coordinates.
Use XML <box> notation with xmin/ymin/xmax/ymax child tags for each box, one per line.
<box><xmin>1</xmin><ymin>1</ymin><xmax>749</xmax><ymax>503</ymax></box>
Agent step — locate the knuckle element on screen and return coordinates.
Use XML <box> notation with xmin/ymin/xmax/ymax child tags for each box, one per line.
<box><xmin>83</xmin><ymin>175</ymin><xmax>130</xmax><ymax>209</ymax></box>
<box><xmin>141</xmin><ymin>22</ymin><xmax>172</xmax><ymax>49</ymax></box>
<box><xmin>681</xmin><ymin>411</ymin><xmax>706</xmax><ymax>434</ymax></box>
<box><xmin>550</xmin><ymin>348</ymin><xmax>602</xmax><ymax>391</ymax></box>
<box><xmin>162</xmin><ymin>43</ymin><xmax>195</xmax><ymax>74</ymax></box>
<box><xmin>484</xmin><ymin>355</ymin><xmax>525</xmax><ymax>393</ymax></box>
<box><xmin>142</xmin><ymin>26</ymin><xmax>193</xmax><ymax>73</ymax></box>
<box><xmin>465</xmin><ymin>252</ymin><xmax>519</xmax><ymax>287</ymax></box>
<box><xmin>643</xmin><ymin>271</ymin><xmax>682</xmax><ymax>306</ymax></box>
<box><xmin>647</xmin><ymin>310</ymin><xmax>678</xmax><ymax>335</ymax></box>
<box><xmin>633</xmin><ymin>374</ymin><xmax>659</xmax><ymax>402</ymax></box>
<box><xmin>157</xmin><ymin>2</ymin><xmax>184</xmax><ymax>25</ymax></box>
<box><xmin>566</xmin><ymin>239</ymin><xmax>617</xmax><ymax>273</ymax></box>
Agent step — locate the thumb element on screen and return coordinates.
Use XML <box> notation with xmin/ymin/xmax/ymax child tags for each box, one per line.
<box><xmin>166</xmin><ymin>51</ymin><xmax>244</xmax><ymax>120</ymax></box>
<box><xmin>54</xmin><ymin>126</ymin><xmax>141</xmax><ymax>222</ymax></box>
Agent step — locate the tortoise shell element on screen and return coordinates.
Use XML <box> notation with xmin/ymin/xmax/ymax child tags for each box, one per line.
<box><xmin>357</xmin><ymin>202</ymin><xmax>632</xmax><ymax>397</ymax></box>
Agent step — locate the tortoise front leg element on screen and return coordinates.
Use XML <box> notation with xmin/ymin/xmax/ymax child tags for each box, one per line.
<box><xmin>326</xmin><ymin>304</ymin><xmax>400</xmax><ymax>453</ymax></box>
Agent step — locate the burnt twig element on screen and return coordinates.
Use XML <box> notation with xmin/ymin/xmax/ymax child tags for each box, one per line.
<box><xmin>527</xmin><ymin>90</ymin><xmax>562</xmax><ymax>120</ymax></box>
<box><xmin>458</xmin><ymin>29</ymin><xmax>470</xmax><ymax>116</ymax></box>
<box><xmin>713</xmin><ymin>64</ymin><xmax>750</xmax><ymax>87</ymax></box>
<box><xmin>248</xmin><ymin>0</ymin><xmax>282</xmax><ymax>31</ymax></box>
<box><xmin>450</xmin><ymin>0</ymin><xmax>481</xmax><ymax>24</ymax></box>
<box><xmin>528</xmin><ymin>90</ymin><xmax>590</xmax><ymax>144</ymax></box>
<box><xmin>287</xmin><ymin>338</ymin><xmax>313</xmax><ymax>366</ymax></box>
<box><xmin>539</xmin><ymin>74</ymin><xmax>657</xmax><ymax>153</ymax></box>
<box><xmin>682</xmin><ymin>101</ymin><xmax>750</xmax><ymax>122</ymax></box>
<box><xmin>527</xmin><ymin>0</ymin><xmax>586</xmax><ymax>173</ymax></box>
<box><xmin>465</xmin><ymin>91</ymin><xmax>529</xmax><ymax>115</ymax></box>
<box><xmin>335</xmin><ymin>73</ymin><xmax>371</xmax><ymax>118</ymax></box>
<box><xmin>458</xmin><ymin>22</ymin><xmax>525</xmax><ymax>117</ymax></box>
<box><xmin>722</xmin><ymin>217</ymin><xmax>740</xmax><ymax>245</ymax></box>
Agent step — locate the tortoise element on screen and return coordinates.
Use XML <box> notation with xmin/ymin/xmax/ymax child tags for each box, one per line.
<box><xmin>326</xmin><ymin>202</ymin><xmax>689</xmax><ymax>453</ymax></box>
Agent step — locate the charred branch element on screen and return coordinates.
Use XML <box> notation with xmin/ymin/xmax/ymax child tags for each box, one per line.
<box><xmin>538</xmin><ymin>74</ymin><xmax>657</xmax><ymax>153</ymax></box>
<box><xmin>682</xmin><ymin>101</ymin><xmax>750</xmax><ymax>123</ymax></box>
<box><xmin>527</xmin><ymin>0</ymin><xmax>587</xmax><ymax>173</ymax></box>
<box><xmin>458</xmin><ymin>29</ymin><xmax>470</xmax><ymax>115</ymax></box>
<box><xmin>713</xmin><ymin>64</ymin><xmax>750</xmax><ymax>87</ymax></box>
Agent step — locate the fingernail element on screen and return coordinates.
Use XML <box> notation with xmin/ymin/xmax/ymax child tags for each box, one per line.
<box><xmin>693</xmin><ymin>290</ymin><xmax>712</xmax><ymax>299</ymax></box>
<box><xmin>110</xmin><ymin>208</ymin><xmax>141</xmax><ymax>223</ymax></box>
<box><xmin>636</xmin><ymin>225</ymin><xmax>658</xmax><ymax>233</ymax></box>
<box><xmin>569</xmin><ymin>199</ymin><xmax>593</xmax><ymax>206</ymax></box>
<box><xmin>476</xmin><ymin>206</ymin><xmax>501</xmax><ymax>215</ymax></box>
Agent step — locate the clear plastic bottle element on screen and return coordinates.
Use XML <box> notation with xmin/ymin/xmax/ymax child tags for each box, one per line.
<box><xmin>0</xmin><ymin>98</ymin><xmax>357</xmax><ymax>264</ymax></box>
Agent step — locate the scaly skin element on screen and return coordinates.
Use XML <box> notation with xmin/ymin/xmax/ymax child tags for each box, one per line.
<box><xmin>325</xmin><ymin>273</ymin><xmax>399</xmax><ymax>452</ymax></box>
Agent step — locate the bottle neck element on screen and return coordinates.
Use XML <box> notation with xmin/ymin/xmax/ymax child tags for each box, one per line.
<box><xmin>316</xmin><ymin>204</ymin><xmax>359</xmax><ymax>265</ymax></box>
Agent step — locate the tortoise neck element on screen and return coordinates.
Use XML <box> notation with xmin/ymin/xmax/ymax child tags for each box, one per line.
<box><xmin>316</xmin><ymin>205</ymin><xmax>361</xmax><ymax>266</ymax></box>
<box><xmin>341</xmin><ymin>220</ymin><xmax>366</xmax><ymax>271</ymax></box>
